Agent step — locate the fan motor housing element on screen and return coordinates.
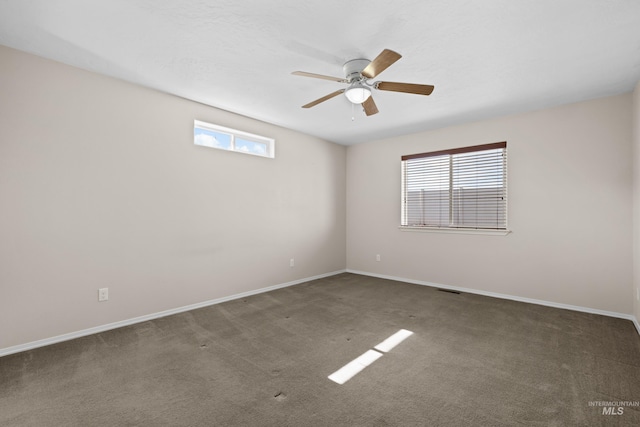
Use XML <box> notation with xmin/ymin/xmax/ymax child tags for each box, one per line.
<box><xmin>343</xmin><ymin>59</ymin><xmax>370</xmax><ymax>82</ymax></box>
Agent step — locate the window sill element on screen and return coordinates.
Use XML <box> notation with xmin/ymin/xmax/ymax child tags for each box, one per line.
<box><xmin>398</xmin><ymin>226</ymin><xmax>511</xmax><ymax>236</ymax></box>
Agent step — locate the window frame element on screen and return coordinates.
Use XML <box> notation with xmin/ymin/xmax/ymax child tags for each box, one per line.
<box><xmin>400</xmin><ymin>141</ymin><xmax>509</xmax><ymax>235</ymax></box>
<box><xmin>194</xmin><ymin>120</ymin><xmax>275</xmax><ymax>159</ymax></box>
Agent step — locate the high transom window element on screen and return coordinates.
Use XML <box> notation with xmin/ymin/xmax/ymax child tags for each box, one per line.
<box><xmin>194</xmin><ymin>120</ymin><xmax>274</xmax><ymax>158</ymax></box>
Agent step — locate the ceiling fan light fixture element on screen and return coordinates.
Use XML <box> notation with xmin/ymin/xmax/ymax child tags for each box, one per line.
<box><xmin>293</xmin><ymin>49</ymin><xmax>433</xmax><ymax>116</ymax></box>
<box><xmin>344</xmin><ymin>83</ymin><xmax>371</xmax><ymax>104</ymax></box>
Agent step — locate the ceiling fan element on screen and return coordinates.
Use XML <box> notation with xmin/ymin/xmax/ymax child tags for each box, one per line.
<box><xmin>292</xmin><ymin>49</ymin><xmax>434</xmax><ymax>116</ymax></box>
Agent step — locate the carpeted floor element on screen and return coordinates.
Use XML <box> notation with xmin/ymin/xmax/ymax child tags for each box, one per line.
<box><xmin>1</xmin><ymin>273</ymin><xmax>639</xmax><ymax>426</ymax></box>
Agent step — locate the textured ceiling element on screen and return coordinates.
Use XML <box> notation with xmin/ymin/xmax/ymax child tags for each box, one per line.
<box><xmin>1</xmin><ymin>0</ymin><xmax>639</xmax><ymax>145</ymax></box>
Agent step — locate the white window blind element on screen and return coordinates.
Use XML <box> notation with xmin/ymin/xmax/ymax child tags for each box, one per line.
<box><xmin>401</xmin><ymin>142</ymin><xmax>507</xmax><ymax>230</ymax></box>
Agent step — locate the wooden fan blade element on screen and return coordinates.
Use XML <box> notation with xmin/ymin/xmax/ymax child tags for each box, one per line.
<box><xmin>376</xmin><ymin>81</ymin><xmax>434</xmax><ymax>96</ymax></box>
<box><xmin>302</xmin><ymin>89</ymin><xmax>345</xmax><ymax>108</ymax></box>
<box><xmin>362</xmin><ymin>96</ymin><xmax>379</xmax><ymax>116</ymax></box>
<box><xmin>361</xmin><ymin>49</ymin><xmax>402</xmax><ymax>79</ymax></box>
<box><xmin>292</xmin><ymin>71</ymin><xmax>347</xmax><ymax>83</ymax></box>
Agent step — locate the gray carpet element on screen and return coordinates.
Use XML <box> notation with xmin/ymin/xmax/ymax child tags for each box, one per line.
<box><xmin>1</xmin><ymin>273</ymin><xmax>639</xmax><ymax>426</ymax></box>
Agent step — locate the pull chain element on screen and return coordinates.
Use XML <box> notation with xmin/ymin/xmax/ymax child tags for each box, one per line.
<box><xmin>351</xmin><ymin>102</ymin><xmax>355</xmax><ymax>121</ymax></box>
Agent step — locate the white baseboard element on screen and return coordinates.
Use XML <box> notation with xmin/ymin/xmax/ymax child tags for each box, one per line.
<box><xmin>633</xmin><ymin>317</ymin><xmax>640</xmax><ymax>336</ymax></box>
<box><xmin>0</xmin><ymin>269</ymin><xmax>347</xmax><ymax>358</ymax></box>
<box><xmin>347</xmin><ymin>269</ymin><xmax>640</xmax><ymax>336</ymax></box>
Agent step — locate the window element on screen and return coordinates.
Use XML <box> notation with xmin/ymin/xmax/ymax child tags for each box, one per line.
<box><xmin>401</xmin><ymin>142</ymin><xmax>507</xmax><ymax>231</ymax></box>
<box><xmin>194</xmin><ymin>120</ymin><xmax>274</xmax><ymax>158</ymax></box>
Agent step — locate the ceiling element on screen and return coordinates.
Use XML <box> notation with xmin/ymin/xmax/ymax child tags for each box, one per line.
<box><xmin>1</xmin><ymin>0</ymin><xmax>639</xmax><ymax>145</ymax></box>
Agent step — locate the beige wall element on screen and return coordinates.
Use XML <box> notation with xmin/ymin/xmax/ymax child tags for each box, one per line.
<box><xmin>0</xmin><ymin>45</ymin><xmax>346</xmax><ymax>350</ymax></box>
<box><xmin>633</xmin><ymin>80</ymin><xmax>640</xmax><ymax>322</ymax></box>
<box><xmin>1</xmin><ymin>43</ymin><xmax>637</xmax><ymax>353</ymax></box>
<box><xmin>347</xmin><ymin>94</ymin><xmax>633</xmax><ymax>314</ymax></box>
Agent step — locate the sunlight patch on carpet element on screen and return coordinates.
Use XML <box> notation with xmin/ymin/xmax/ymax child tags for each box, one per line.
<box><xmin>328</xmin><ymin>329</ymin><xmax>414</xmax><ymax>385</ymax></box>
<box><xmin>374</xmin><ymin>329</ymin><xmax>414</xmax><ymax>353</ymax></box>
<box><xmin>328</xmin><ymin>349</ymin><xmax>383</xmax><ymax>385</ymax></box>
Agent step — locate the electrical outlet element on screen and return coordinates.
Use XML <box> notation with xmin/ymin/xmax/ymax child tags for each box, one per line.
<box><xmin>98</xmin><ymin>288</ymin><xmax>109</xmax><ymax>302</ymax></box>
<box><xmin>376</xmin><ymin>254</ymin><xmax>381</xmax><ymax>262</ymax></box>
<box><xmin>637</xmin><ymin>288</ymin><xmax>640</xmax><ymax>301</ymax></box>
<box><xmin>290</xmin><ymin>258</ymin><xmax>295</xmax><ymax>267</ymax></box>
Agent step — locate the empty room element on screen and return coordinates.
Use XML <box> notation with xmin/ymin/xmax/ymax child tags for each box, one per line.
<box><xmin>1</xmin><ymin>1</ymin><xmax>640</xmax><ymax>426</ymax></box>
